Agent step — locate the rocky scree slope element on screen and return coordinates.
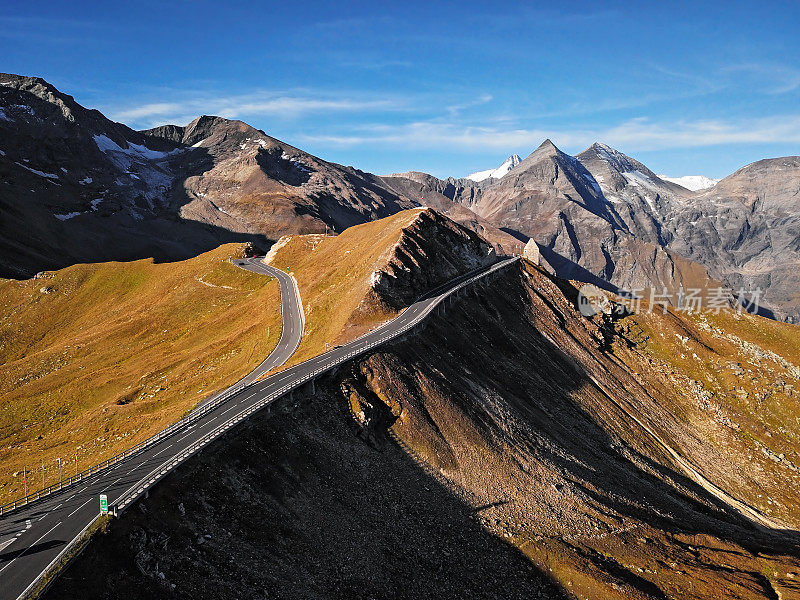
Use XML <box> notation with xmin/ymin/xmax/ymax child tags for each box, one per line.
<box><xmin>338</xmin><ymin>260</ymin><xmax>800</xmax><ymax>599</ymax></box>
<box><xmin>0</xmin><ymin>73</ymin><xmax>513</xmax><ymax>278</ymax></box>
<box><xmin>263</xmin><ymin>208</ymin><xmax>497</xmax><ymax>367</ymax></box>
<box><xmin>367</xmin><ymin>208</ymin><xmax>496</xmax><ymax>310</ymax></box>
<box><xmin>387</xmin><ymin>140</ymin><xmax>800</xmax><ymax>321</ymax></box>
<box><xmin>47</xmin><ymin>257</ymin><xmax>800</xmax><ymax>600</ymax></box>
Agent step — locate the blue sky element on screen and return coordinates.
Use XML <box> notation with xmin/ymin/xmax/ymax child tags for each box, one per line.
<box><xmin>2</xmin><ymin>0</ymin><xmax>799</xmax><ymax>178</ymax></box>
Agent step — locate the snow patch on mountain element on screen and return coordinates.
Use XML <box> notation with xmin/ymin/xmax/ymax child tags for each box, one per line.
<box><xmin>466</xmin><ymin>154</ymin><xmax>521</xmax><ymax>182</ymax></box>
<box><xmin>621</xmin><ymin>170</ymin><xmax>658</xmax><ymax>190</ymax></box>
<box><xmin>582</xmin><ymin>173</ymin><xmax>602</xmax><ymax>194</ymax></box>
<box><xmin>93</xmin><ymin>135</ymin><xmax>175</xmax><ymax>161</ymax></box>
<box><xmin>15</xmin><ymin>162</ymin><xmax>59</xmax><ymax>180</ymax></box>
<box><xmin>53</xmin><ymin>211</ymin><xmax>82</xmax><ymax>221</ymax></box>
<box><xmin>591</xmin><ymin>142</ymin><xmax>647</xmax><ymax>176</ymax></box>
<box><xmin>281</xmin><ymin>151</ymin><xmax>312</xmax><ymax>173</ymax></box>
<box><xmin>657</xmin><ymin>174</ymin><xmax>720</xmax><ymax>191</ymax></box>
<box><xmin>92</xmin><ymin>134</ymin><xmax>179</xmax><ymax>202</ymax></box>
<box><xmin>53</xmin><ymin>197</ymin><xmax>104</xmax><ymax>221</ymax></box>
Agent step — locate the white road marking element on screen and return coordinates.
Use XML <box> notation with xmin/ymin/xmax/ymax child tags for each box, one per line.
<box><xmin>0</xmin><ymin>539</ymin><xmax>15</xmax><ymax>552</ymax></box>
<box><xmin>174</xmin><ymin>429</ymin><xmax>196</xmax><ymax>444</ymax></box>
<box><xmin>220</xmin><ymin>405</ymin><xmax>239</xmax><ymax>416</ymax></box>
<box><xmin>104</xmin><ymin>477</ymin><xmax>122</xmax><ymax>491</ymax></box>
<box><xmin>152</xmin><ymin>445</ymin><xmax>173</xmax><ymax>458</ymax></box>
<box><xmin>6</xmin><ymin>519</ymin><xmax>32</xmax><ymax>546</ymax></box>
<box><xmin>67</xmin><ymin>499</ymin><xmax>91</xmax><ymax>518</ymax></box>
<box><xmin>0</xmin><ymin>520</ymin><xmax>61</xmax><ymax>574</ymax></box>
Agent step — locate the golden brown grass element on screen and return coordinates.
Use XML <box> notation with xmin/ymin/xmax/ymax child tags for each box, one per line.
<box><xmin>267</xmin><ymin>208</ymin><xmax>427</xmax><ymax>367</ymax></box>
<box><xmin>0</xmin><ymin>245</ymin><xmax>281</xmax><ymax>504</ymax></box>
<box><xmin>618</xmin><ymin>303</ymin><xmax>800</xmax><ymax>524</ymax></box>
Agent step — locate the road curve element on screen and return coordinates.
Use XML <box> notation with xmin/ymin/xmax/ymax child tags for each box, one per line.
<box><xmin>0</xmin><ymin>256</ymin><xmax>517</xmax><ymax>600</ymax></box>
<box><xmin>194</xmin><ymin>257</ymin><xmax>304</xmax><ymax>410</ymax></box>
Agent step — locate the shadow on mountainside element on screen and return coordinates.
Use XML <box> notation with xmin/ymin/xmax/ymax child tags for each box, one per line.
<box><xmin>43</xmin><ymin>376</ymin><xmax>568</xmax><ymax>600</ymax></box>
<box><xmin>42</xmin><ymin>260</ymin><xmax>800</xmax><ymax>600</ymax></box>
<box><xmin>537</xmin><ymin>245</ymin><xmax>626</xmax><ymax>295</ymax></box>
<box><xmin>0</xmin><ymin>143</ymin><xmax>275</xmax><ymax>279</ymax></box>
<box><xmin>345</xmin><ymin>261</ymin><xmax>799</xmax><ymax>596</ymax></box>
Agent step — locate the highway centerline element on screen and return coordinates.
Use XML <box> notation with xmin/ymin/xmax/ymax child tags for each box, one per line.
<box><xmin>66</xmin><ymin>499</ymin><xmax>91</xmax><ymax>518</ymax></box>
<box><xmin>152</xmin><ymin>445</ymin><xmax>173</xmax><ymax>458</ymax></box>
<box><xmin>0</xmin><ymin>521</ymin><xmax>61</xmax><ymax>574</ymax></box>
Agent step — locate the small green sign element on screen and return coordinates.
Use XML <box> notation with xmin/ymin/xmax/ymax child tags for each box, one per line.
<box><xmin>100</xmin><ymin>494</ymin><xmax>108</xmax><ymax>514</ymax></box>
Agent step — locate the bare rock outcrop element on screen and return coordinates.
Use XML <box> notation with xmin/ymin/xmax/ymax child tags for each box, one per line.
<box><xmin>369</xmin><ymin>209</ymin><xmax>495</xmax><ymax>310</ymax></box>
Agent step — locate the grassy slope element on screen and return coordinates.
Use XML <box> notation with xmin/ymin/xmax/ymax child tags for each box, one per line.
<box><xmin>267</xmin><ymin>208</ymin><xmax>426</xmax><ymax>366</ymax></box>
<box><xmin>618</xmin><ymin>303</ymin><xmax>800</xmax><ymax>525</ymax></box>
<box><xmin>0</xmin><ymin>245</ymin><xmax>281</xmax><ymax>503</ymax></box>
<box><xmin>349</xmin><ymin>262</ymin><xmax>800</xmax><ymax>599</ymax></box>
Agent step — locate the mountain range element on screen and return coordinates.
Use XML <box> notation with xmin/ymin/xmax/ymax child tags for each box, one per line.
<box><xmin>4</xmin><ymin>72</ymin><xmax>800</xmax><ymax>600</ymax></box>
<box><xmin>2</xmin><ymin>73</ymin><xmax>799</xmax><ymax>322</ymax></box>
<box><xmin>387</xmin><ymin>141</ymin><xmax>800</xmax><ymax>322</ymax></box>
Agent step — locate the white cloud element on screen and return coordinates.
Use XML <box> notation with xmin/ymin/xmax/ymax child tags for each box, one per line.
<box><xmin>113</xmin><ymin>102</ymin><xmax>184</xmax><ymax>120</ymax></box>
<box><xmin>297</xmin><ymin>115</ymin><xmax>800</xmax><ymax>153</ymax></box>
<box><xmin>107</xmin><ymin>91</ymin><xmax>405</xmax><ymax>126</ymax></box>
<box><xmin>446</xmin><ymin>94</ymin><xmax>493</xmax><ymax>117</ymax></box>
<box><xmin>602</xmin><ymin>115</ymin><xmax>800</xmax><ymax>149</ymax></box>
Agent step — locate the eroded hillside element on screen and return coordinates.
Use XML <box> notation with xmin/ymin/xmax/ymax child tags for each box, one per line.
<box><xmin>46</xmin><ymin>257</ymin><xmax>800</xmax><ymax>600</ymax></box>
<box><xmin>265</xmin><ymin>208</ymin><xmax>496</xmax><ymax>366</ymax></box>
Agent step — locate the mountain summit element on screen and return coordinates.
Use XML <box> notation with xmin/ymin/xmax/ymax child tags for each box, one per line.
<box><xmin>465</xmin><ymin>153</ymin><xmax>521</xmax><ymax>181</ymax></box>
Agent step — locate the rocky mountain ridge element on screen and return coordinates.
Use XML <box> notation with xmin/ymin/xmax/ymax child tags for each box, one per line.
<box><xmin>388</xmin><ymin>140</ymin><xmax>800</xmax><ymax>321</ymax></box>
<box><xmin>2</xmin><ymin>73</ymin><xmax>799</xmax><ymax>321</ymax></box>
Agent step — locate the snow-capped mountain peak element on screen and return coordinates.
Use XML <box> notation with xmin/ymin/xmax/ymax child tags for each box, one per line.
<box><xmin>657</xmin><ymin>174</ymin><xmax>720</xmax><ymax>191</ymax></box>
<box><xmin>465</xmin><ymin>154</ymin><xmax>521</xmax><ymax>182</ymax></box>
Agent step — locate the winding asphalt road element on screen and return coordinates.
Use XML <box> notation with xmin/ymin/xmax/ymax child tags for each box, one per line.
<box><xmin>194</xmin><ymin>257</ymin><xmax>304</xmax><ymax>410</ymax></box>
<box><xmin>0</xmin><ymin>255</ymin><xmax>516</xmax><ymax>600</ymax></box>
